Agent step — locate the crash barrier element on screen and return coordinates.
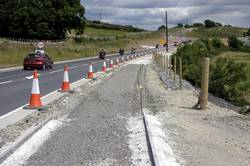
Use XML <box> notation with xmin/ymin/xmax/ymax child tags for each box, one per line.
<box><xmin>23</xmin><ymin>49</ymin><xmax>159</xmax><ymax>110</ymax></box>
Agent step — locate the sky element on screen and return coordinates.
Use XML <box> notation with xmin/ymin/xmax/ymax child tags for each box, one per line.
<box><xmin>81</xmin><ymin>0</ymin><xmax>250</xmax><ymax>30</ymax></box>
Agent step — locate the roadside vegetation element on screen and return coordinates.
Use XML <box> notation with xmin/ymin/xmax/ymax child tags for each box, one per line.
<box><xmin>163</xmin><ymin>19</ymin><xmax>248</xmax><ymax>38</ymax></box>
<box><xmin>174</xmin><ymin>36</ymin><xmax>250</xmax><ymax>106</ymax></box>
<box><xmin>186</xmin><ymin>26</ymin><xmax>247</xmax><ymax>38</ymax></box>
<box><xmin>0</xmin><ymin>0</ymin><xmax>85</xmax><ymax>40</ymax></box>
<box><xmin>0</xmin><ymin>27</ymin><xmax>162</xmax><ymax>68</ymax></box>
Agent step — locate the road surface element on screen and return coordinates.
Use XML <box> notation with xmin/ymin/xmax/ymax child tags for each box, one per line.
<box><xmin>3</xmin><ymin>61</ymin><xmax>150</xmax><ymax>166</ymax></box>
<box><xmin>0</xmin><ymin>49</ymin><xmax>158</xmax><ymax>116</ymax></box>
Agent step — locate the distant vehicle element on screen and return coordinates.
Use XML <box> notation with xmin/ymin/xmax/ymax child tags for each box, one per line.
<box><xmin>99</xmin><ymin>49</ymin><xmax>106</xmax><ymax>59</ymax></box>
<box><xmin>181</xmin><ymin>41</ymin><xmax>189</xmax><ymax>45</ymax></box>
<box><xmin>119</xmin><ymin>48</ymin><xmax>125</xmax><ymax>55</ymax></box>
<box><xmin>131</xmin><ymin>47</ymin><xmax>136</xmax><ymax>54</ymax></box>
<box><xmin>174</xmin><ymin>41</ymin><xmax>179</xmax><ymax>47</ymax></box>
<box><xmin>23</xmin><ymin>53</ymin><xmax>53</xmax><ymax>70</ymax></box>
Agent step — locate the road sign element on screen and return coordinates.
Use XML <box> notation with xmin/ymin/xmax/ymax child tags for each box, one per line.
<box><xmin>160</xmin><ymin>39</ymin><xmax>165</xmax><ymax>45</ymax></box>
<box><xmin>37</xmin><ymin>42</ymin><xmax>44</xmax><ymax>49</ymax></box>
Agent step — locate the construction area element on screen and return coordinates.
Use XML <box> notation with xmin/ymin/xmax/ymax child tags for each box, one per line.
<box><xmin>0</xmin><ymin>51</ymin><xmax>249</xmax><ymax>166</ymax></box>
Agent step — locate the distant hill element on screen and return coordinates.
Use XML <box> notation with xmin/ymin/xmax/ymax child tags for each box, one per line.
<box><xmin>86</xmin><ymin>20</ymin><xmax>145</xmax><ymax>32</ymax></box>
<box><xmin>186</xmin><ymin>26</ymin><xmax>247</xmax><ymax>38</ymax></box>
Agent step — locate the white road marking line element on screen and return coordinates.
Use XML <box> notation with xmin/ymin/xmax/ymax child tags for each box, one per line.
<box><xmin>0</xmin><ymin>80</ymin><xmax>13</xmax><ymax>85</ymax></box>
<box><xmin>49</xmin><ymin>69</ymin><xmax>63</xmax><ymax>74</ymax></box>
<box><xmin>68</xmin><ymin>66</ymin><xmax>79</xmax><ymax>70</ymax></box>
<box><xmin>25</xmin><ymin>74</ymin><xmax>41</xmax><ymax>80</ymax></box>
<box><xmin>0</xmin><ymin>78</ymin><xmax>87</xmax><ymax>120</ymax></box>
<box><xmin>78</xmin><ymin>64</ymin><xmax>90</xmax><ymax>67</ymax></box>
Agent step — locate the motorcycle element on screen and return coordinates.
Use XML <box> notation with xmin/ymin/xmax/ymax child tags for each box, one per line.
<box><xmin>119</xmin><ymin>48</ymin><xmax>124</xmax><ymax>56</ymax></box>
<box><xmin>99</xmin><ymin>50</ymin><xmax>106</xmax><ymax>59</ymax></box>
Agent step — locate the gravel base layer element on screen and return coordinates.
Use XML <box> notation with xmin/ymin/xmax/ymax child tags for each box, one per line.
<box><xmin>144</xmin><ymin>63</ymin><xmax>250</xmax><ymax>166</ymax></box>
<box><xmin>0</xmin><ymin>71</ymin><xmax>113</xmax><ymax>152</ymax></box>
<box><xmin>21</xmin><ymin>64</ymin><xmax>146</xmax><ymax>166</ymax></box>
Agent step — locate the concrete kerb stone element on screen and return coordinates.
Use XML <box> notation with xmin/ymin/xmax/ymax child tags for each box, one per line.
<box><xmin>0</xmin><ymin>118</ymin><xmax>52</xmax><ymax>164</ymax></box>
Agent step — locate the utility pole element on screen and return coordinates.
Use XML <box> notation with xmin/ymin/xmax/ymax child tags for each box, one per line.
<box><xmin>99</xmin><ymin>12</ymin><xmax>102</xmax><ymax>22</ymax></box>
<box><xmin>165</xmin><ymin>10</ymin><xmax>168</xmax><ymax>52</ymax></box>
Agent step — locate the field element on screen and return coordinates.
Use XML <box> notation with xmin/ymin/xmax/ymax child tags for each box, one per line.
<box><xmin>84</xmin><ymin>27</ymin><xmax>131</xmax><ymax>36</ymax></box>
<box><xmin>186</xmin><ymin>27</ymin><xmax>247</xmax><ymax>38</ymax></box>
<box><xmin>0</xmin><ymin>28</ymin><xmax>163</xmax><ymax>68</ymax></box>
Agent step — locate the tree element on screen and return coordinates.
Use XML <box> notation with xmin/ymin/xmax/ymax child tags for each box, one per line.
<box><xmin>204</xmin><ymin>19</ymin><xmax>216</xmax><ymax>28</ymax></box>
<box><xmin>228</xmin><ymin>35</ymin><xmax>244</xmax><ymax>50</ymax></box>
<box><xmin>215</xmin><ymin>22</ymin><xmax>222</xmax><ymax>27</ymax></box>
<box><xmin>211</xmin><ymin>38</ymin><xmax>223</xmax><ymax>48</ymax></box>
<box><xmin>158</xmin><ymin>25</ymin><xmax>166</xmax><ymax>30</ymax></box>
<box><xmin>177</xmin><ymin>23</ymin><xmax>183</xmax><ymax>28</ymax></box>
<box><xmin>184</xmin><ymin>24</ymin><xmax>192</xmax><ymax>28</ymax></box>
<box><xmin>193</xmin><ymin>23</ymin><xmax>204</xmax><ymax>27</ymax></box>
<box><xmin>0</xmin><ymin>0</ymin><xmax>85</xmax><ymax>40</ymax></box>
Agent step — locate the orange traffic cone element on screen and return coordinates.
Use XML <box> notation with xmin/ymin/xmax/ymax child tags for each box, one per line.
<box><xmin>24</xmin><ymin>70</ymin><xmax>46</xmax><ymax>110</ymax></box>
<box><xmin>59</xmin><ymin>65</ymin><xmax>74</xmax><ymax>93</ymax></box>
<box><xmin>110</xmin><ymin>59</ymin><xmax>114</xmax><ymax>68</ymax></box>
<box><xmin>102</xmin><ymin>61</ymin><xmax>107</xmax><ymax>72</ymax></box>
<box><xmin>88</xmin><ymin>63</ymin><xmax>94</xmax><ymax>79</ymax></box>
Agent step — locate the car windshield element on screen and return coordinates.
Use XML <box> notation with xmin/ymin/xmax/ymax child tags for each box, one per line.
<box><xmin>26</xmin><ymin>54</ymin><xmax>41</xmax><ymax>59</ymax></box>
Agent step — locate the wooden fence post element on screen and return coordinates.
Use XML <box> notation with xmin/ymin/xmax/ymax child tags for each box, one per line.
<box><xmin>179</xmin><ymin>57</ymin><xmax>182</xmax><ymax>89</ymax></box>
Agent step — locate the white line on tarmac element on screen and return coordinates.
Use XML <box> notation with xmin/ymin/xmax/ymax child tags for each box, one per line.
<box><xmin>49</xmin><ymin>69</ymin><xmax>63</xmax><ymax>74</ymax></box>
<box><xmin>25</xmin><ymin>74</ymin><xmax>41</xmax><ymax>80</ymax></box>
<box><xmin>0</xmin><ymin>80</ymin><xmax>13</xmax><ymax>85</ymax></box>
<box><xmin>0</xmin><ymin>77</ymin><xmax>87</xmax><ymax>120</ymax></box>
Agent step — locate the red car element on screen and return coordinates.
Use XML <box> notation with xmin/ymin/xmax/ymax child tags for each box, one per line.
<box><xmin>23</xmin><ymin>53</ymin><xmax>53</xmax><ymax>70</ymax></box>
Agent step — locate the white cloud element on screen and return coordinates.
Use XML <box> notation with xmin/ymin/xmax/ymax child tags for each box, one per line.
<box><xmin>81</xmin><ymin>0</ymin><xmax>250</xmax><ymax>30</ymax></box>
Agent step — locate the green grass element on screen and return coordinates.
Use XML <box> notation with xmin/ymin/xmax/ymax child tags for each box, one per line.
<box><xmin>186</xmin><ymin>27</ymin><xmax>247</xmax><ymax>38</ymax></box>
<box><xmin>0</xmin><ymin>28</ymin><xmax>163</xmax><ymax>68</ymax></box>
<box><xmin>84</xmin><ymin>27</ymin><xmax>131</xmax><ymax>36</ymax></box>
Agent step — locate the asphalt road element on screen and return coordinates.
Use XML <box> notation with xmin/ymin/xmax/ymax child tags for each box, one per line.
<box><xmin>0</xmin><ymin>48</ymin><xmax>161</xmax><ymax>116</ymax></box>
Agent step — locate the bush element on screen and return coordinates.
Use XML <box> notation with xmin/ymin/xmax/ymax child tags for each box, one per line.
<box><xmin>175</xmin><ymin>38</ymin><xmax>210</xmax><ymax>86</ymax></box>
<box><xmin>175</xmin><ymin>38</ymin><xmax>248</xmax><ymax>105</ymax></box>
<box><xmin>228</xmin><ymin>35</ymin><xmax>244</xmax><ymax>50</ymax></box>
<box><xmin>211</xmin><ymin>38</ymin><xmax>223</xmax><ymax>48</ymax></box>
<box><xmin>210</xmin><ymin>58</ymin><xmax>247</xmax><ymax>103</ymax></box>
